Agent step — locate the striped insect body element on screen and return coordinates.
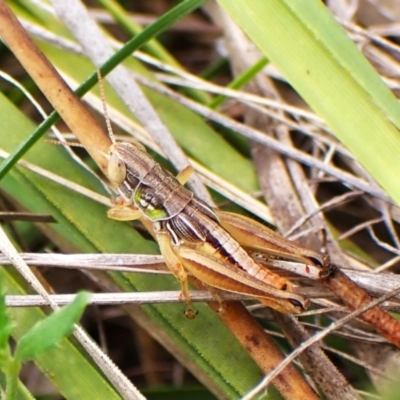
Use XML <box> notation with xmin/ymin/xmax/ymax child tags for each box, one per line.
<box><xmin>107</xmin><ymin>140</ymin><xmax>311</xmax><ymax>315</ymax></box>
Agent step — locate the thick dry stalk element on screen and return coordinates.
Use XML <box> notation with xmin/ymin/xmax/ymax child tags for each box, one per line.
<box><xmin>0</xmin><ymin>1</ymin><xmax>111</xmax><ymax>172</ymax></box>
<box><xmin>212</xmin><ymin>302</ymin><xmax>320</xmax><ymax>400</ymax></box>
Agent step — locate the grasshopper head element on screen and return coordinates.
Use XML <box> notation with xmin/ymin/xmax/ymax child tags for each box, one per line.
<box><xmin>107</xmin><ymin>141</ymin><xmax>155</xmax><ymax>186</ymax></box>
<box><xmin>108</xmin><ymin>144</ymin><xmax>127</xmax><ymax>184</ymax></box>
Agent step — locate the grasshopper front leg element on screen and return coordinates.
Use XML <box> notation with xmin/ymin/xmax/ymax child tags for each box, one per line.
<box><xmin>107</xmin><ymin>203</ymin><xmax>142</xmax><ymax>221</ymax></box>
<box><xmin>108</xmin><ymin>205</ymin><xmax>198</xmax><ymax>318</ymax></box>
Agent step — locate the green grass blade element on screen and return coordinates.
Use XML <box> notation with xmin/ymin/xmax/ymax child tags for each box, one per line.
<box><xmin>210</xmin><ymin>57</ymin><xmax>269</xmax><ymax>109</ymax></box>
<box><xmin>217</xmin><ymin>0</ymin><xmax>400</xmax><ymax>206</ymax></box>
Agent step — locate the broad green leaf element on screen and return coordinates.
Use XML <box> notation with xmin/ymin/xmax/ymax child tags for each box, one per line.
<box><xmin>0</xmin><ymin>93</ymin><xmax>143</xmax><ymax>398</ymax></box>
<box><xmin>217</xmin><ymin>0</ymin><xmax>400</xmax><ymax>206</ymax></box>
<box><xmin>0</xmin><ymin>90</ymin><xmax>266</xmax><ymax>397</ymax></box>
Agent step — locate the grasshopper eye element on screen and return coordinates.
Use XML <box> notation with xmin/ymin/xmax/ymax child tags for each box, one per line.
<box><xmin>108</xmin><ymin>150</ymin><xmax>126</xmax><ymax>184</ymax></box>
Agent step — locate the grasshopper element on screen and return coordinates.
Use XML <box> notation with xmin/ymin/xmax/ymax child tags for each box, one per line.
<box><xmin>95</xmin><ymin>113</ymin><xmax>400</xmax><ymax>346</ymax></box>
<box><xmin>105</xmin><ymin>140</ymin><xmax>328</xmax><ymax>316</ymax></box>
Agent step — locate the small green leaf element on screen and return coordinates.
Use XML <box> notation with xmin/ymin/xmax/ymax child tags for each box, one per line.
<box><xmin>15</xmin><ymin>292</ymin><xmax>90</xmax><ymax>363</ymax></box>
<box><xmin>0</xmin><ymin>286</ymin><xmax>12</xmax><ymax>351</ymax></box>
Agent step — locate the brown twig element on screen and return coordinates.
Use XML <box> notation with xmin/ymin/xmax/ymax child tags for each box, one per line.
<box><xmin>319</xmin><ymin>263</ymin><xmax>400</xmax><ymax>348</ymax></box>
<box><xmin>211</xmin><ymin>302</ymin><xmax>320</xmax><ymax>399</ymax></box>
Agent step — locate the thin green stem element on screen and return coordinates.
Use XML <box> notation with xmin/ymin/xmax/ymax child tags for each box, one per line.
<box><xmin>210</xmin><ymin>57</ymin><xmax>269</xmax><ymax>109</ymax></box>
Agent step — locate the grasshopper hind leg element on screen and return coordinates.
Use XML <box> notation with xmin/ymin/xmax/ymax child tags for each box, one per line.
<box><xmin>206</xmin><ymin>287</ymin><xmax>227</xmax><ymax>314</ymax></box>
<box><xmin>155</xmin><ymin>229</ymin><xmax>198</xmax><ymax>319</ymax></box>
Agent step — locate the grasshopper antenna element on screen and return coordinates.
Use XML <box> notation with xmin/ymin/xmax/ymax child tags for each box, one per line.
<box><xmin>96</xmin><ymin>70</ymin><xmax>148</xmax><ymax>153</ymax></box>
<box><xmin>97</xmin><ymin>70</ymin><xmax>116</xmax><ymax>144</ymax></box>
<box><xmin>46</xmin><ymin>71</ymin><xmax>112</xmax><ymax>159</ymax></box>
